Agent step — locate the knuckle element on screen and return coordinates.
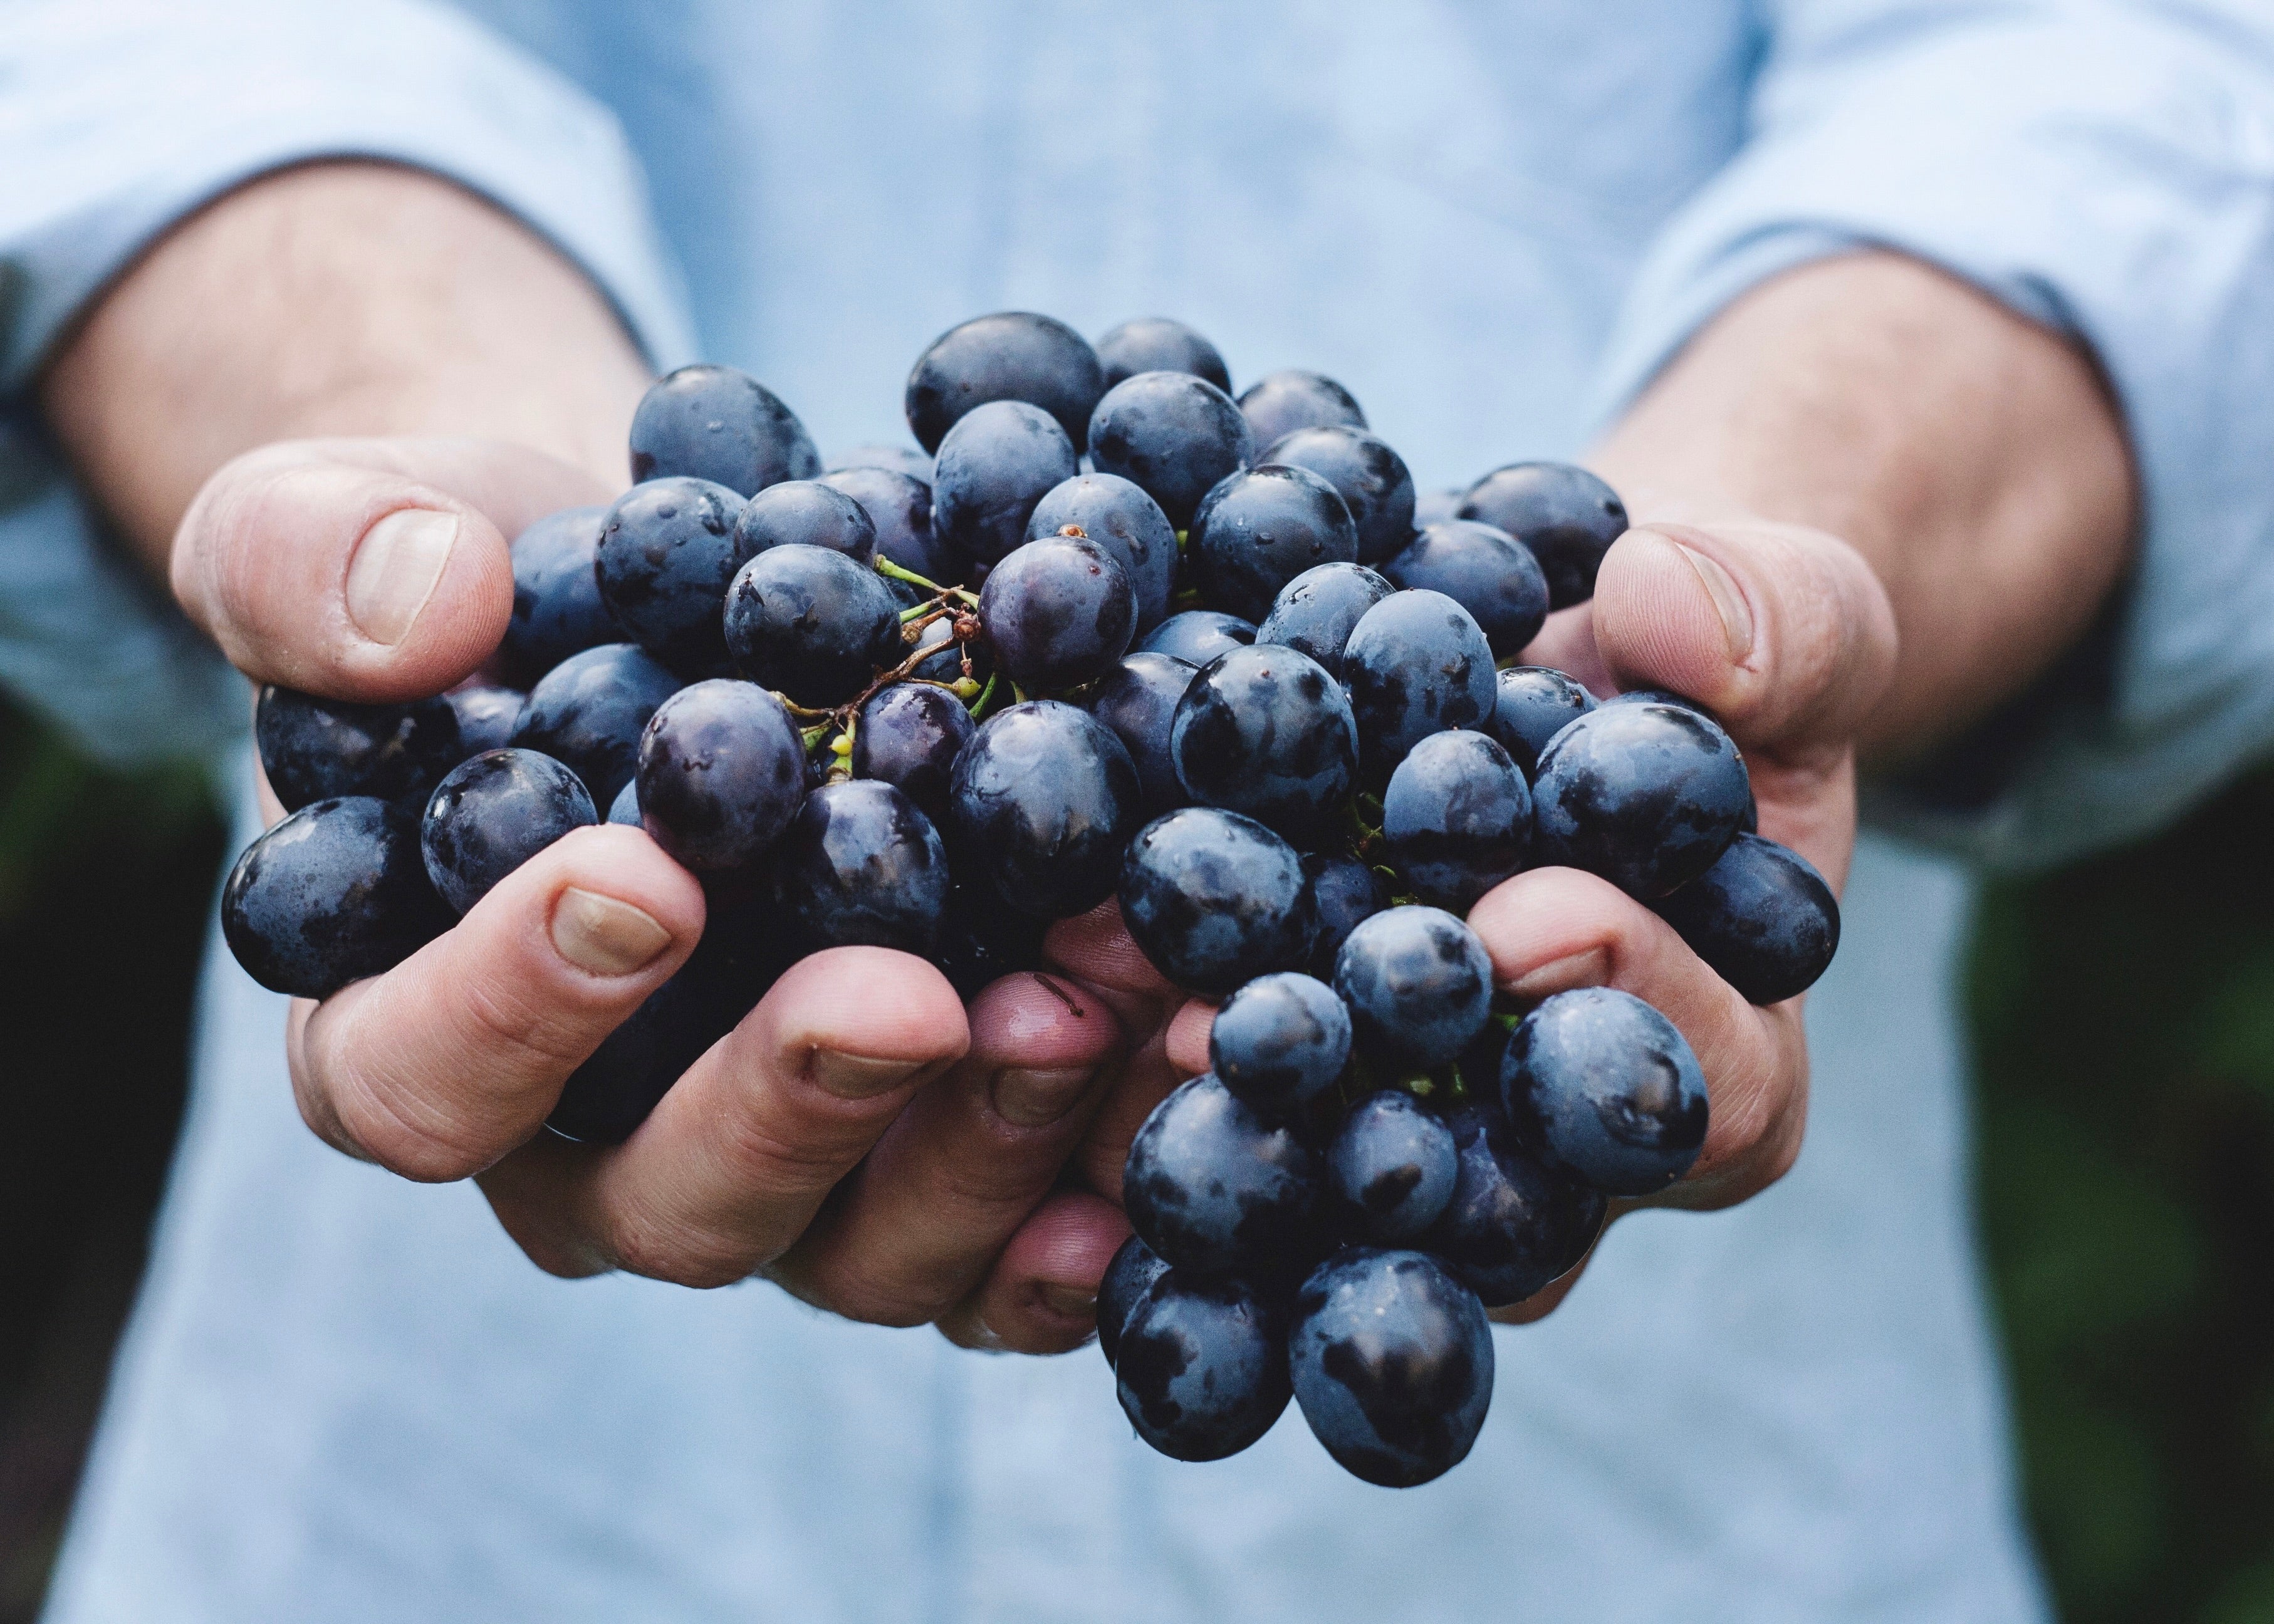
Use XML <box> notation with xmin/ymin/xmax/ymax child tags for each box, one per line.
<box><xmin>605</xmin><ymin>1207</ymin><xmax>753</xmax><ymax>1289</ymax></box>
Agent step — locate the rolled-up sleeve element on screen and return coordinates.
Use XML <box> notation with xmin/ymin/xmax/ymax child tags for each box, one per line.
<box><xmin>1588</xmin><ymin>0</ymin><xmax>2274</xmax><ymax>870</ymax></box>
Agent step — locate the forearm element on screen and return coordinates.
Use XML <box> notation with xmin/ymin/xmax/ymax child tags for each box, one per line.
<box><xmin>39</xmin><ymin>160</ymin><xmax>650</xmax><ymax>573</ymax></box>
<box><xmin>1592</xmin><ymin>251</ymin><xmax>2136</xmax><ymax>760</ymax></box>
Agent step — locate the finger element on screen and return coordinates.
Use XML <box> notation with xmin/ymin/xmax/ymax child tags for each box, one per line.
<box><xmin>766</xmin><ymin>972</ymin><xmax>1124</xmax><ymax>1325</ymax></box>
<box><xmin>1163</xmin><ymin>997</ymin><xmax>1215</xmax><ymax>1079</ymax></box>
<box><xmin>478</xmin><ymin>948</ymin><xmax>971</xmax><ymax>1288</ymax></box>
<box><xmin>1043</xmin><ymin>897</ymin><xmax>1179</xmax><ymax>1030</ymax></box>
<box><xmin>1467</xmin><ymin>865</ymin><xmax>1807</xmax><ymax>1210</ymax></box>
<box><xmin>937</xmin><ymin>1191</ymin><xmax>1133</xmax><ymax>1354</ymax></box>
<box><xmin>289</xmin><ymin>824</ymin><xmax>702</xmax><ymax>1181</ymax></box>
<box><xmin>172</xmin><ymin>436</ymin><xmax>610</xmax><ymax>702</ymax></box>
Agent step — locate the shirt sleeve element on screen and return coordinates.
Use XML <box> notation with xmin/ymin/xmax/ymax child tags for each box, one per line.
<box><xmin>0</xmin><ymin>0</ymin><xmax>696</xmax><ymax>767</ymax></box>
<box><xmin>1586</xmin><ymin>0</ymin><xmax>2274</xmax><ymax>872</ymax></box>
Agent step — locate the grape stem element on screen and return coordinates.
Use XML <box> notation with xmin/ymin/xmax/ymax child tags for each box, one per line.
<box><xmin>875</xmin><ymin>556</ymin><xmax>979</xmax><ymax>607</ymax></box>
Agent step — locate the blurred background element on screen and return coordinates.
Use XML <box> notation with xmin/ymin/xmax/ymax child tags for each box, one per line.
<box><xmin>0</xmin><ymin>682</ymin><xmax>2269</xmax><ymax>1624</ymax></box>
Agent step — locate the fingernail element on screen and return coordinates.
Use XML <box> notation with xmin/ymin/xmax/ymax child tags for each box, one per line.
<box><xmin>1674</xmin><ymin>543</ymin><xmax>1754</xmax><ymax>663</ymax></box>
<box><xmin>346</xmin><ymin>508</ymin><xmax>459</xmax><ymax>645</ymax></box>
<box><xmin>550</xmin><ymin>887</ymin><xmax>672</xmax><ymax>976</ymax></box>
<box><xmin>1038</xmin><ymin>1283</ymin><xmax>1098</xmax><ymax>1321</ymax></box>
<box><xmin>1507</xmin><ymin>947</ymin><xmax>1611</xmax><ymax>1000</ymax></box>
<box><xmin>810</xmin><ymin>1050</ymin><xmax>925</xmax><ymax>1100</ymax></box>
<box><xmin>989</xmin><ymin>1066</ymin><xmax>1095</xmax><ymax>1128</ymax></box>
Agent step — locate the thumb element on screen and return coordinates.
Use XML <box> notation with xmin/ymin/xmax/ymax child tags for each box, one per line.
<box><xmin>171</xmin><ymin>436</ymin><xmax>613</xmax><ymax>702</ymax></box>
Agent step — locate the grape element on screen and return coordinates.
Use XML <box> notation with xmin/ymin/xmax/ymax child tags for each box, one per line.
<box><xmin>1332</xmin><ymin>905</ymin><xmax>1491</xmax><ymax>1070</ymax></box>
<box><xmin>634</xmin><ymin>679</ymin><xmax>806</xmax><ymax>872</ymax></box>
<box><xmin>722</xmin><ymin>543</ymin><xmax>904</xmax><ymax>707</ymax></box>
<box><xmin>255</xmin><ymin>685</ymin><xmax>462</xmax><ymax>813</ymax></box>
<box><xmin>904</xmin><ymin>311</ymin><xmax>1106</xmax><ymax>454</ymax></box>
<box><xmin>1651</xmin><ymin>833</ymin><xmax>1841</xmax><ymax>1005</ymax></box>
<box><xmin>1087</xmin><ymin>371</ymin><xmax>1254</xmax><ymax>528</ymax></box>
<box><xmin>931</xmin><ymin>400</ymin><xmax>1080</xmax><ymax>570</ymax></box>
<box><xmin>1082</xmin><ymin>651</ymin><xmax>1196</xmax><ymax>817</ymax></box>
<box><xmin>630</xmin><ymin>363</ymin><xmax>820</xmax><ymax>496</ymax></box>
<box><xmin>1260</xmin><ymin>426</ymin><xmax>1416</xmax><ymax>565</ymax></box>
<box><xmin>1303</xmin><ymin>851</ymin><xmax>1385</xmax><ymax>979</ymax></box>
<box><xmin>1169</xmin><ymin>642</ymin><xmax>1357</xmax><ymax>847</ymax></box>
<box><xmin>1236</xmin><ymin>369</ymin><xmax>1365</xmax><ymax>450</ymax></box>
<box><xmin>1124</xmin><ymin>1072</ymin><xmax>1318</xmax><ymax>1278</ymax></box>
<box><xmin>508</xmin><ymin>642</ymin><xmax>680</xmax><ymax>808</ymax></box>
<box><xmin>947</xmin><ymin>700</ymin><xmax>1141</xmax><ymax>919</ymax></box>
<box><xmin>1136</xmin><ymin>609</ymin><xmax>1255</xmax><ymax>667</ymax></box>
<box><xmin>1095</xmin><ymin>317</ymin><xmax>1231</xmax><ymax>392</ymax></box>
<box><xmin>1420</xmin><ymin>1105</ymin><xmax>1605</xmax><ymax>1306</ymax></box>
<box><xmin>771</xmin><ymin>780</ymin><xmax>951</xmax><ymax>955</ymax></box>
<box><xmin>1118</xmin><ymin>807</ymin><xmax>1317</xmax><ymax>996</ymax></box>
<box><xmin>1025</xmin><ymin>472</ymin><xmax>1178</xmax><ymax>631</ymax></box>
<box><xmin>1116</xmin><ymin>1270</ymin><xmax>1291</xmax><ymax>1462</ymax></box>
<box><xmin>606</xmin><ymin>779</ymin><xmax>641</xmax><ymax>827</ymax></box>
<box><xmin>446</xmin><ymin>685</ymin><xmax>524</xmax><ymax>757</ymax></box>
<box><xmin>221</xmin><ymin>797</ymin><xmax>449</xmax><ymax>997</ymax></box>
<box><xmin>1098</xmin><ymin>1233</ymin><xmax>1172</xmax><ymax>1368</ymax></box>
<box><xmin>731</xmin><ymin>479</ymin><xmax>877</xmax><ymax>565</ymax></box>
<box><xmin>1488</xmin><ymin>666</ymin><xmax>1597</xmax><ymax>777</ymax></box>
<box><xmin>1530</xmin><ymin>701</ymin><xmax>1751</xmax><ymax>898</ymax></box>
<box><xmin>931</xmin><ymin>878</ymin><xmax>1047</xmax><ymax>998</ymax></box>
<box><xmin>827</xmin><ymin>443</ymin><xmax>933</xmax><ymax>484</ymax></box>
<box><xmin>1255</xmin><ymin>563</ymin><xmax>1394</xmax><ymax>682</ymax></box>
<box><xmin>1458</xmin><ymin>462</ymin><xmax>1627</xmax><ymax>610</ymax></box>
<box><xmin>1380</xmin><ymin>729</ymin><xmax>1531</xmax><ymax>912</ymax></box>
<box><xmin>499</xmin><ymin>505</ymin><xmax>616</xmax><ymax>682</ymax></box>
<box><xmin>420</xmin><ymin>749</ymin><xmax>597</xmax><ymax>914</ymax></box>
<box><xmin>1288</xmin><ymin>1248</ymin><xmax>1491</xmax><ymax>1487</ymax></box>
<box><xmin>822</xmin><ymin>466</ymin><xmax>945</xmax><ymax>580</ymax></box>
<box><xmin>1340</xmin><ymin>590</ymin><xmax>1497</xmax><ymax>783</ymax></box>
<box><xmin>1384</xmin><ymin>519</ymin><xmax>1550</xmax><ymax>658</ymax></box>
<box><xmin>976</xmin><ymin>533</ymin><xmax>1135</xmax><ymax>692</ymax></box>
<box><xmin>1327</xmin><ymin>1093</ymin><xmax>1459</xmax><ymax>1243</ymax></box>
<box><xmin>1211</xmin><ymin>971</ymin><xmax>1351</xmax><ymax>1120</ymax></box>
<box><xmin>1187</xmin><ymin>464</ymin><xmax>1360</xmax><ymax>622</ymax></box>
<box><xmin>852</xmin><ymin>682</ymin><xmax>974</xmax><ymax>821</ymax></box>
<box><xmin>593</xmin><ymin>476</ymin><xmax>749</xmax><ymax>675</ymax></box>
<box><xmin>1502</xmin><ymin>987</ymin><xmax>1708</xmax><ymax>1195</ymax></box>
<box><xmin>1411</xmin><ymin>486</ymin><xmax>1463</xmax><ymax>529</ymax></box>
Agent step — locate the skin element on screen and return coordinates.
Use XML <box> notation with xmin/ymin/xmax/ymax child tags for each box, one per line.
<box><xmin>39</xmin><ymin>163</ymin><xmax>2132</xmax><ymax>1348</ymax></box>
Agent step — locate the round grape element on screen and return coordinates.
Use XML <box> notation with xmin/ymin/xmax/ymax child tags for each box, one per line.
<box><xmin>1529</xmin><ymin>701</ymin><xmax>1751</xmax><ymax>898</ymax></box>
<box><xmin>1332</xmin><ymin>905</ymin><xmax>1492</xmax><ymax>1070</ymax></box>
<box><xmin>1384</xmin><ymin>519</ymin><xmax>1549</xmax><ymax>657</ymax></box>
<box><xmin>1255</xmin><ymin>562</ymin><xmax>1394</xmax><ymax>680</ymax></box>
<box><xmin>1169</xmin><ymin>642</ymin><xmax>1357</xmax><ymax>848</ymax></box>
<box><xmin>256</xmin><ymin>685</ymin><xmax>462</xmax><ymax>813</ymax></box>
<box><xmin>1458</xmin><ymin>462</ymin><xmax>1628</xmax><ymax>610</ymax></box>
<box><xmin>1119</xmin><ymin>807</ymin><xmax>1317</xmax><ymax>996</ymax></box>
<box><xmin>931</xmin><ymin>400</ymin><xmax>1080</xmax><ymax>570</ymax></box>
<box><xmin>635</xmin><ymin>679</ymin><xmax>806</xmax><ymax>872</ymax></box>
<box><xmin>977</xmin><ymin>533</ymin><xmax>1135</xmax><ymax>692</ymax></box>
<box><xmin>1095</xmin><ymin>317</ymin><xmax>1231</xmax><ymax>392</ymax></box>
<box><xmin>1261</xmin><ymin>425</ymin><xmax>1416</xmax><ymax>565</ymax></box>
<box><xmin>420</xmin><ymin>748</ymin><xmax>597</xmax><ymax>915</ymax></box>
<box><xmin>221</xmin><ymin>797</ymin><xmax>450</xmax><ymax>998</ymax></box>
<box><xmin>723</xmin><ymin>543</ymin><xmax>904</xmax><ymax>707</ymax></box>
<box><xmin>904</xmin><ymin>311</ymin><xmax>1106</xmax><ymax>454</ymax></box>
<box><xmin>594</xmin><ymin>476</ymin><xmax>749</xmax><ymax>675</ymax></box>
<box><xmin>509</xmin><ymin>642</ymin><xmax>681</xmax><ymax>808</ymax></box>
<box><xmin>1651</xmin><ymin>832</ymin><xmax>1841</xmax><ymax>1005</ymax></box>
<box><xmin>947</xmin><ymin>700</ymin><xmax>1141</xmax><ymax>919</ymax></box>
<box><xmin>1087</xmin><ymin>371</ymin><xmax>1253</xmax><ymax>528</ymax></box>
<box><xmin>1380</xmin><ymin>729</ymin><xmax>1531</xmax><ymax>912</ymax></box>
<box><xmin>629</xmin><ymin>363</ymin><xmax>820</xmax><ymax>497</ymax></box>
<box><xmin>1025</xmin><ymin>472</ymin><xmax>1178</xmax><ymax>631</ymax></box>
<box><xmin>1503</xmin><ymin>987</ymin><xmax>1709</xmax><ymax>1195</ymax></box>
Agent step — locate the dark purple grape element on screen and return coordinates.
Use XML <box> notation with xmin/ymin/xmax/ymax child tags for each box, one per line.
<box><xmin>1289</xmin><ymin>1248</ymin><xmax>1491</xmax><ymax>1487</ymax></box>
<box><xmin>731</xmin><ymin>479</ymin><xmax>877</xmax><ymax>565</ymax></box>
<box><xmin>852</xmin><ymin>682</ymin><xmax>974</xmax><ymax>820</ymax></box>
<box><xmin>976</xmin><ymin>533</ymin><xmax>1135</xmax><ymax>692</ymax></box>
<box><xmin>931</xmin><ymin>400</ymin><xmax>1079</xmax><ymax>570</ymax></box>
<box><xmin>1169</xmin><ymin>643</ymin><xmax>1357</xmax><ymax>848</ymax></box>
<box><xmin>1459</xmin><ymin>462</ymin><xmax>1627</xmax><ymax>610</ymax></box>
<box><xmin>1026</xmin><ymin>472</ymin><xmax>1177</xmax><ymax>631</ymax></box>
<box><xmin>499</xmin><ymin>505</ymin><xmax>615</xmax><ymax>682</ymax></box>
<box><xmin>1260</xmin><ymin>426</ymin><xmax>1416</xmax><ymax>565</ymax></box>
<box><xmin>1421</xmin><ymin>1106</ymin><xmax>1605</xmax><ymax>1307</ymax></box>
<box><xmin>1340</xmin><ymin>590</ymin><xmax>1497</xmax><ymax>784</ymax></box>
<box><xmin>1380</xmin><ymin>729</ymin><xmax>1530</xmax><ymax>912</ymax></box>
<box><xmin>1327</xmin><ymin>1093</ymin><xmax>1458</xmax><ymax>1242</ymax></box>
<box><xmin>1530</xmin><ymin>701</ymin><xmax>1751</xmax><ymax>898</ymax></box>
<box><xmin>827</xmin><ymin>443</ymin><xmax>933</xmax><ymax>484</ymax></box>
<box><xmin>1118</xmin><ymin>807</ymin><xmax>1317</xmax><ymax>996</ymax></box>
<box><xmin>904</xmin><ymin>311</ymin><xmax>1106</xmax><ymax>454</ymax></box>
<box><xmin>1209</xmin><ymin>971</ymin><xmax>1351</xmax><ymax>1120</ymax></box>
<box><xmin>1187</xmin><ymin>464</ymin><xmax>1359</xmax><ymax>623</ymax></box>
<box><xmin>1087</xmin><ymin>371</ymin><xmax>1253</xmax><ymax>528</ymax></box>
<box><xmin>1412</xmin><ymin>486</ymin><xmax>1463</xmax><ymax>528</ymax></box>
<box><xmin>723</xmin><ymin>543</ymin><xmax>904</xmax><ymax>707</ymax></box>
<box><xmin>256</xmin><ymin>685</ymin><xmax>461</xmax><ymax>813</ymax></box>
<box><xmin>1095</xmin><ymin>318</ymin><xmax>1231</xmax><ymax>392</ymax></box>
<box><xmin>634</xmin><ymin>679</ymin><xmax>806</xmax><ymax>872</ymax></box>
<box><xmin>1333</xmin><ymin>905</ymin><xmax>1491</xmax><ymax>1070</ymax></box>
<box><xmin>1082</xmin><ymin>651</ymin><xmax>1196</xmax><ymax>816</ymax></box>
<box><xmin>770</xmin><ymin>779</ymin><xmax>951</xmax><ymax>955</ymax></box>
<box><xmin>1303</xmin><ymin>851</ymin><xmax>1385</xmax><ymax>979</ymax></box>
<box><xmin>446</xmin><ymin>685</ymin><xmax>524</xmax><ymax>757</ymax></box>
<box><xmin>509</xmin><ymin>642</ymin><xmax>680</xmax><ymax>808</ymax></box>
<box><xmin>419</xmin><ymin>748</ymin><xmax>596</xmax><ymax>914</ymax></box>
<box><xmin>1098</xmin><ymin>1232</ymin><xmax>1172</xmax><ymax>1369</ymax></box>
<box><xmin>630</xmin><ymin>363</ymin><xmax>820</xmax><ymax>497</ymax></box>
<box><xmin>947</xmin><ymin>700</ymin><xmax>1141</xmax><ymax>919</ymax></box>
<box><xmin>594</xmin><ymin>476</ymin><xmax>748</xmax><ymax>675</ymax></box>
<box><xmin>1236</xmin><ymin>369</ymin><xmax>1365</xmax><ymax>450</ymax></box>
<box><xmin>931</xmin><ymin>878</ymin><xmax>1048</xmax><ymax>998</ymax></box>
<box><xmin>221</xmin><ymin>797</ymin><xmax>449</xmax><ymax>997</ymax></box>
<box><xmin>1503</xmin><ymin>987</ymin><xmax>1708</xmax><ymax>1195</ymax></box>
<box><xmin>1651</xmin><ymin>833</ymin><xmax>1840</xmax><ymax>1005</ymax></box>
<box><xmin>1488</xmin><ymin>666</ymin><xmax>1597</xmax><ymax>777</ymax></box>
<box><xmin>1384</xmin><ymin>519</ymin><xmax>1549</xmax><ymax>658</ymax></box>
<box><xmin>1137</xmin><ymin>610</ymin><xmax>1255</xmax><ymax>667</ymax></box>
<box><xmin>1116</xmin><ymin>1271</ymin><xmax>1291</xmax><ymax>1461</ymax></box>
<box><xmin>1256</xmin><ymin>563</ymin><xmax>1394</xmax><ymax>681</ymax></box>
<box><xmin>821</xmin><ymin>466</ymin><xmax>944</xmax><ymax>579</ymax></box>
<box><xmin>1124</xmin><ymin>1072</ymin><xmax>1317</xmax><ymax>1278</ymax></box>
<box><xmin>607</xmin><ymin>779</ymin><xmax>641</xmax><ymax>827</ymax></box>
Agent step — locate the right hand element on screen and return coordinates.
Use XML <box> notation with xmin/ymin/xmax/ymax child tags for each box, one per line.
<box><xmin>179</xmin><ymin>435</ymin><xmax>1140</xmax><ymax>1345</ymax></box>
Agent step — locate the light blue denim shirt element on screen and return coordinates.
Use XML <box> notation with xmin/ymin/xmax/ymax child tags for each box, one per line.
<box><xmin>6</xmin><ymin>3</ymin><xmax>2273</xmax><ymax>1620</ymax></box>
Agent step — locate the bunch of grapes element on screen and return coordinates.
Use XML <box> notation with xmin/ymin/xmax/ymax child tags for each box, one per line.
<box><xmin>222</xmin><ymin>312</ymin><xmax>1841</xmax><ymax>1485</ymax></box>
